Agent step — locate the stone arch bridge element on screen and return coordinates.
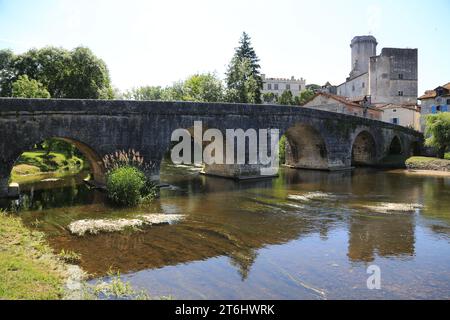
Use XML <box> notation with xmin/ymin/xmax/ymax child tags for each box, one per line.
<box><xmin>0</xmin><ymin>98</ymin><xmax>423</xmax><ymax>197</ymax></box>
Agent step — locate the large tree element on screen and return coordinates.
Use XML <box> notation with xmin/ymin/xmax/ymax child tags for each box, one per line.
<box><xmin>12</xmin><ymin>75</ymin><xmax>50</xmax><ymax>98</ymax></box>
<box><xmin>123</xmin><ymin>73</ymin><xmax>224</xmax><ymax>103</ymax></box>
<box><xmin>278</xmin><ymin>90</ymin><xmax>294</xmax><ymax>105</ymax></box>
<box><xmin>0</xmin><ymin>46</ymin><xmax>114</xmax><ymax>99</ymax></box>
<box><xmin>123</xmin><ymin>86</ymin><xmax>163</xmax><ymax>101</ymax></box>
<box><xmin>225</xmin><ymin>58</ymin><xmax>260</xmax><ymax>104</ymax></box>
<box><xmin>295</xmin><ymin>89</ymin><xmax>315</xmax><ymax>105</ymax></box>
<box><xmin>183</xmin><ymin>73</ymin><xmax>224</xmax><ymax>102</ymax></box>
<box><xmin>225</xmin><ymin>32</ymin><xmax>263</xmax><ymax>104</ymax></box>
<box><xmin>425</xmin><ymin>113</ymin><xmax>450</xmax><ymax>159</ymax></box>
<box><xmin>0</xmin><ymin>49</ymin><xmax>16</xmax><ymax>97</ymax></box>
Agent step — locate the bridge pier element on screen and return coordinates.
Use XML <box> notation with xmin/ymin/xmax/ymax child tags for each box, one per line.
<box><xmin>0</xmin><ymin>176</ymin><xmax>11</xmax><ymax>198</ymax></box>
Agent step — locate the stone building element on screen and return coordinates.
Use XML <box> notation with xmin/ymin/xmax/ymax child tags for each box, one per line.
<box><xmin>261</xmin><ymin>74</ymin><xmax>306</xmax><ymax>98</ymax></box>
<box><xmin>320</xmin><ymin>82</ymin><xmax>337</xmax><ymax>95</ymax></box>
<box><xmin>303</xmin><ymin>92</ymin><xmax>382</xmax><ymax>120</ymax></box>
<box><xmin>377</xmin><ymin>104</ymin><xmax>421</xmax><ymax>131</ymax></box>
<box><xmin>337</xmin><ymin>36</ymin><xmax>418</xmax><ymax>105</ymax></box>
<box><xmin>418</xmin><ymin>82</ymin><xmax>450</xmax><ymax>131</ymax></box>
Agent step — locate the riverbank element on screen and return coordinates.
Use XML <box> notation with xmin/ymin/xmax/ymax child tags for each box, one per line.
<box><xmin>0</xmin><ymin>211</ymin><xmax>69</xmax><ymax>299</ymax></box>
<box><xmin>11</xmin><ymin>151</ymin><xmax>87</xmax><ymax>185</ymax></box>
<box><xmin>405</xmin><ymin>156</ymin><xmax>450</xmax><ymax>173</ymax></box>
<box><xmin>0</xmin><ymin>210</ymin><xmax>159</xmax><ymax>300</ymax></box>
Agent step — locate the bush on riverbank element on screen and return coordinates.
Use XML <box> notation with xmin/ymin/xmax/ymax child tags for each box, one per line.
<box><xmin>424</xmin><ymin>113</ymin><xmax>450</xmax><ymax>159</ymax></box>
<box><xmin>405</xmin><ymin>156</ymin><xmax>450</xmax><ymax>172</ymax></box>
<box><xmin>106</xmin><ymin>166</ymin><xmax>158</xmax><ymax>207</ymax></box>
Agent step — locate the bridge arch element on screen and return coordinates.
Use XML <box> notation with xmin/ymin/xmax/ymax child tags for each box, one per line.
<box><xmin>9</xmin><ymin>137</ymin><xmax>106</xmax><ymax>186</ymax></box>
<box><xmin>389</xmin><ymin>136</ymin><xmax>403</xmax><ymax>155</ymax></box>
<box><xmin>351</xmin><ymin>130</ymin><xmax>377</xmax><ymax>166</ymax></box>
<box><xmin>408</xmin><ymin>140</ymin><xmax>421</xmax><ymax>157</ymax></box>
<box><xmin>283</xmin><ymin>123</ymin><xmax>329</xmax><ymax>170</ymax></box>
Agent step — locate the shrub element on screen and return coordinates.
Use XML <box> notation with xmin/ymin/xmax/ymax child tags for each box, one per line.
<box><xmin>106</xmin><ymin>166</ymin><xmax>146</xmax><ymax>207</ymax></box>
<box><xmin>103</xmin><ymin>150</ymin><xmax>158</xmax><ymax>206</ymax></box>
<box><xmin>425</xmin><ymin>113</ymin><xmax>450</xmax><ymax>158</ymax></box>
<box><xmin>103</xmin><ymin>149</ymin><xmax>145</xmax><ymax>173</ymax></box>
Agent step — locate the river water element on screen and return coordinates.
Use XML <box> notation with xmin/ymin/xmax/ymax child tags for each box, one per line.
<box><xmin>2</xmin><ymin>164</ymin><xmax>450</xmax><ymax>300</ymax></box>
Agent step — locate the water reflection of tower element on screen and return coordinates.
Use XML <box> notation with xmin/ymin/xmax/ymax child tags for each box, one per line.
<box><xmin>347</xmin><ymin>214</ymin><xmax>416</xmax><ymax>263</ymax></box>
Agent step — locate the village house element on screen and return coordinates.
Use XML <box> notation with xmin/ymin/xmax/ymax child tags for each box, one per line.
<box><xmin>302</xmin><ymin>92</ymin><xmax>382</xmax><ymax>120</ymax></box>
<box><xmin>418</xmin><ymin>82</ymin><xmax>450</xmax><ymax>131</ymax></box>
<box><xmin>377</xmin><ymin>103</ymin><xmax>421</xmax><ymax>131</ymax></box>
<box><xmin>261</xmin><ymin>74</ymin><xmax>306</xmax><ymax>98</ymax></box>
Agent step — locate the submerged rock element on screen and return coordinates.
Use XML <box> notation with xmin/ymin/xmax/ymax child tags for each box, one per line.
<box><xmin>41</xmin><ymin>178</ymin><xmax>61</xmax><ymax>182</ymax></box>
<box><xmin>68</xmin><ymin>214</ymin><xmax>184</xmax><ymax>236</ymax></box>
<box><xmin>288</xmin><ymin>192</ymin><xmax>332</xmax><ymax>202</ymax></box>
<box><xmin>359</xmin><ymin>202</ymin><xmax>423</xmax><ymax>214</ymax></box>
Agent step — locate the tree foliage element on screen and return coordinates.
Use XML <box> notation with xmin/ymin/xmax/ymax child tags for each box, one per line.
<box><xmin>225</xmin><ymin>57</ymin><xmax>260</xmax><ymax>104</ymax></box>
<box><xmin>0</xmin><ymin>49</ymin><xmax>15</xmax><ymax>96</ymax></box>
<box><xmin>225</xmin><ymin>32</ymin><xmax>262</xmax><ymax>104</ymax></box>
<box><xmin>11</xmin><ymin>75</ymin><xmax>50</xmax><ymax>98</ymax></box>
<box><xmin>295</xmin><ymin>89</ymin><xmax>315</xmax><ymax>105</ymax></box>
<box><xmin>183</xmin><ymin>73</ymin><xmax>223</xmax><ymax>102</ymax></box>
<box><xmin>263</xmin><ymin>92</ymin><xmax>277</xmax><ymax>104</ymax></box>
<box><xmin>123</xmin><ymin>74</ymin><xmax>224</xmax><ymax>103</ymax></box>
<box><xmin>106</xmin><ymin>166</ymin><xmax>147</xmax><ymax>207</ymax></box>
<box><xmin>278</xmin><ymin>90</ymin><xmax>294</xmax><ymax>105</ymax></box>
<box><xmin>123</xmin><ymin>86</ymin><xmax>163</xmax><ymax>101</ymax></box>
<box><xmin>425</xmin><ymin>113</ymin><xmax>450</xmax><ymax>158</ymax></box>
<box><xmin>0</xmin><ymin>47</ymin><xmax>113</xmax><ymax>99</ymax></box>
<box><xmin>305</xmin><ymin>84</ymin><xmax>321</xmax><ymax>91</ymax></box>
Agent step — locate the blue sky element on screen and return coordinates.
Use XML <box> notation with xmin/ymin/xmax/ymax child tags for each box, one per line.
<box><xmin>0</xmin><ymin>0</ymin><xmax>449</xmax><ymax>94</ymax></box>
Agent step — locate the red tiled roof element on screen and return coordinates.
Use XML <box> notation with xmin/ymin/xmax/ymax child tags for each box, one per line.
<box><xmin>308</xmin><ymin>92</ymin><xmax>360</xmax><ymax>108</ymax></box>
<box><xmin>418</xmin><ymin>82</ymin><xmax>450</xmax><ymax>100</ymax></box>
<box><xmin>306</xmin><ymin>92</ymin><xmax>381</xmax><ymax>112</ymax></box>
<box><xmin>376</xmin><ymin>103</ymin><xmax>419</xmax><ymax>111</ymax></box>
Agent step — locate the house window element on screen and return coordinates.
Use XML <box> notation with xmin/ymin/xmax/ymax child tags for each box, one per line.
<box><xmin>352</xmin><ymin>85</ymin><xmax>355</xmax><ymax>92</ymax></box>
<box><xmin>362</xmin><ymin>82</ymin><xmax>365</xmax><ymax>88</ymax></box>
<box><xmin>286</xmin><ymin>84</ymin><xmax>291</xmax><ymax>90</ymax></box>
<box><xmin>393</xmin><ymin>109</ymin><xmax>397</xmax><ymax>112</ymax></box>
<box><xmin>399</xmin><ymin>74</ymin><xmax>404</xmax><ymax>80</ymax></box>
<box><xmin>267</xmin><ymin>84</ymin><xmax>272</xmax><ymax>90</ymax></box>
<box><xmin>398</xmin><ymin>91</ymin><xmax>404</xmax><ymax>96</ymax></box>
<box><xmin>274</xmin><ymin>84</ymin><xmax>279</xmax><ymax>90</ymax></box>
<box><xmin>299</xmin><ymin>85</ymin><xmax>302</xmax><ymax>91</ymax></box>
<box><xmin>392</xmin><ymin>118</ymin><xmax>399</xmax><ymax>125</ymax></box>
<box><xmin>447</xmin><ymin>99</ymin><xmax>450</xmax><ymax>105</ymax></box>
<box><xmin>437</xmin><ymin>105</ymin><xmax>441</xmax><ymax>112</ymax></box>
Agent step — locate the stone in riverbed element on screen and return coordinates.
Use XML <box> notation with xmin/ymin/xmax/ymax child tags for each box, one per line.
<box><xmin>67</xmin><ymin>214</ymin><xmax>184</xmax><ymax>236</ymax></box>
<box><xmin>359</xmin><ymin>202</ymin><xmax>423</xmax><ymax>214</ymax></box>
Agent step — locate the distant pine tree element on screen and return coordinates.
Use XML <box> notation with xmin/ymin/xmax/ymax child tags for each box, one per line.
<box><xmin>225</xmin><ymin>32</ymin><xmax>263</xmax><ymax>104</ymax></box>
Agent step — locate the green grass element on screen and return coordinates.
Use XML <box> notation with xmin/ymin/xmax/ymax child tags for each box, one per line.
<box><xmin>405</xmin><ymin>156</ymin><xmax>450</xmax><ymax>171</ymax></box>
<box><xmin>0</xmin><ymin>211</ymin><xmax>66</xmax><ymax>300</ymax></box>
<box><xmin>445</xmin><ymin>153</ymin><xmax>450</xmax><ymax>160</ymax></box>
<box><xmin>10</xmin><ymin>151</ymin><xmax>87</xmax><ymax>184</ymax></box>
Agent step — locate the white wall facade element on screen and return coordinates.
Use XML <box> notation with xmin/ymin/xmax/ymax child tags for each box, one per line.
<box><xmin>337</xmin><ymin>73</ymin><xmax>369</xmax><ymax>99</ymax></box>
<box><xmin>262</xmin><ymin>75</ymin><xmax>306</xmax><ymax>97</ymax></box>
<box><xmin>381</xmin><ymin>106</ymin><xmax>420</xmax><ymax>131</ymax></box>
